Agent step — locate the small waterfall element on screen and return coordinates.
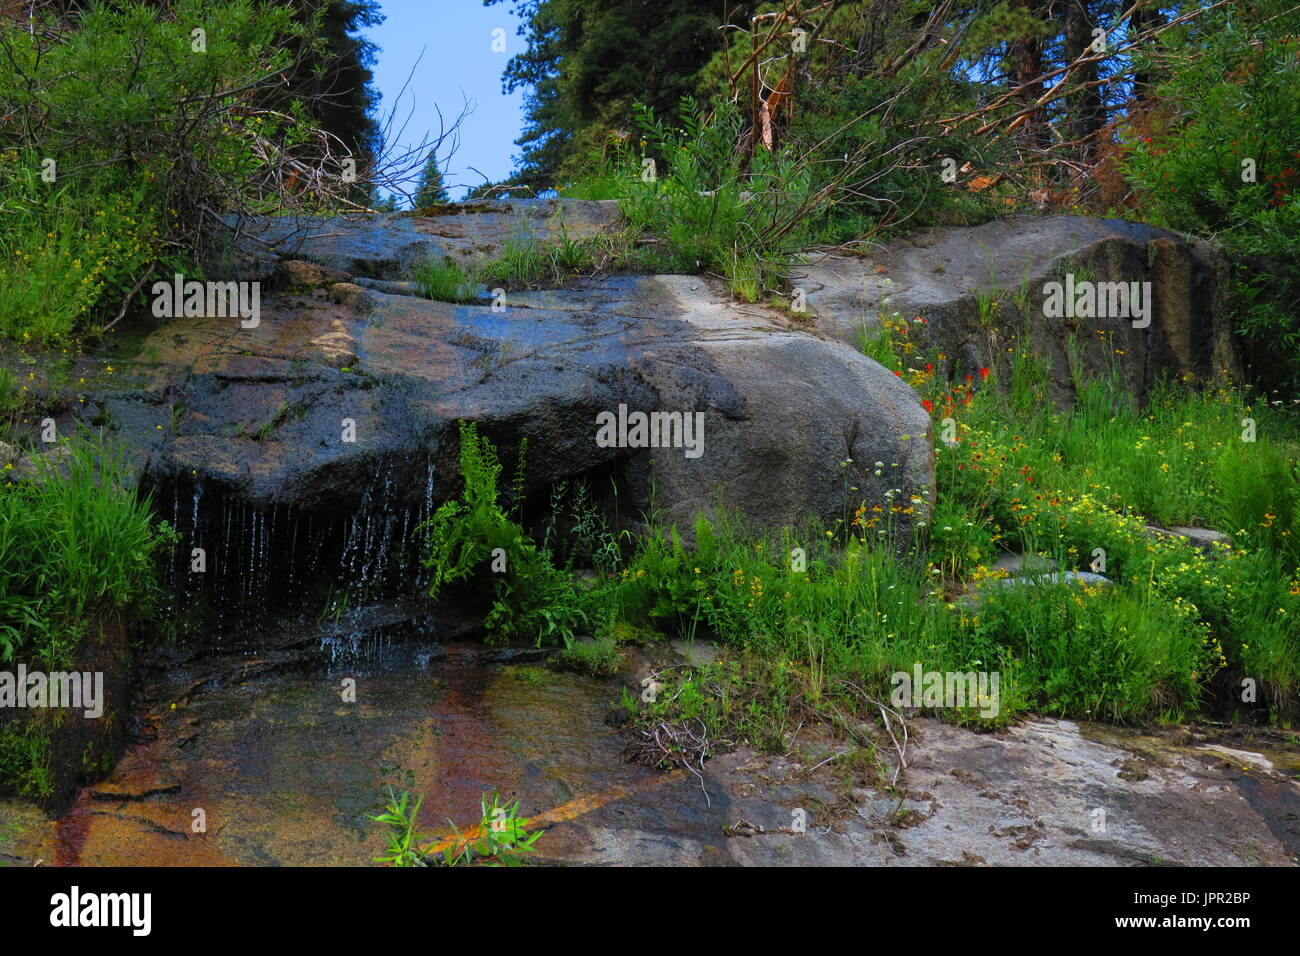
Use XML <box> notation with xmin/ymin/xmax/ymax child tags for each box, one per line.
<box><xmin>152</xmin><ymin>453</ymin><xmax>439</xmax><ymax>641</ymax></box>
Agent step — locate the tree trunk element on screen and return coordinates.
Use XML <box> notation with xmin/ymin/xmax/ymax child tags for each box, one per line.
<box><xmin>1063</xmin><ymin>0</ymin><xmax>1103</xmax><ymax>162</ymax></box>
<box><xmin>1011</xmin><ymin>0</ymin><xmax>1049</xmax><ymax>152</ymax></box>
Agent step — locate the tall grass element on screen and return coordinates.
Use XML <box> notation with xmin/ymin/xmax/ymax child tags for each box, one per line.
<box><xmin>411</xmin><ymin>258</ymin><xmax>480</xmax><ymax>303</ymax></box>
<box><xmin>423</xmin><ymin>383</ymin><xmax>1298</xmax><ymax>733</ymax></box>
<box><xmin>0</xmin><ymin>434</ymin><xmax>174</xmax><ymax>668</ymax></box>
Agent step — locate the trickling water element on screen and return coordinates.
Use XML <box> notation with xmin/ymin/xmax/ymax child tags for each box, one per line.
<box><xmin>318</xmin><ymin>611</ymin><xmax>401</xmax><ymax>672</ymax></box>
<box><xmin>153</xmin><ymin>454</ymin><xmax>440</xmax><ymax>638</ymax></box>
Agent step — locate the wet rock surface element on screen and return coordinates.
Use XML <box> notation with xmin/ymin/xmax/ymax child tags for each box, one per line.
<box><xmin>81</xmin><ymin>243</ymin><xmax>934</xmax><ymax>556</ymax></box>
<box><xmin>1</xmin><ymin>628</ymin><xmax>1294</xmax><ymax>868</ymax></box>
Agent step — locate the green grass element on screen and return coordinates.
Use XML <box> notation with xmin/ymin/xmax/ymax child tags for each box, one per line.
<box><xmin>904</xmin><ymin>331</ymin><xmax>1300</xmax><ymax>717</ymax></box>
<box><xmin>424</xmin><ymin>379</ymin><xmax>1298</xmax><ymax>744</ymax></box>
<box><xmin>0</xmin><ymin>432</ymin><xmax>174</xmax><ymax>798</ymax></box>
<box><xmin>412</xmin><ymin>229</ymin><xmax>645</xmax><ymax>302</ymax></box>
<box><xmin>411</xmin><ymin>258</ymin><xmax>480</xmax><ymax>303</ymax></box>
<box><xmin>562</xmin><ymin>99</ymin><xmax>816</xmax><ymax>302</ymax></box>
<box><xmin>552</xmin><ymin>635</ymin><xmax>621</xmax><ymax>677</ymax></box>
<box><xmin>0</xmin><ymin>432</ymin><xmax>174</xmax><ymax>669</ymax></box>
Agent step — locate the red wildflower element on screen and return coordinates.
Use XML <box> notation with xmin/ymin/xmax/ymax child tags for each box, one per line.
<box><xmin>922</xmin><ymin>399</ymin><xmax>933</xmax><ymax>413</ymax></box>
<box><xmin>979</xmin><ymin>367</ymin><xmax>990</xmax><ymax>379</ymax></box>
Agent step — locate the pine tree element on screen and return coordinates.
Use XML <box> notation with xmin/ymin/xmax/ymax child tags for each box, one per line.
<box><xmin>413</xmin><ymin>152</ymin><xmax>450</xmax><ymax>208</ymax></box>
<box><xmin>486</xmin><ymin>0</ymin><xmax>760</xmax><ymax>187</ymax></box>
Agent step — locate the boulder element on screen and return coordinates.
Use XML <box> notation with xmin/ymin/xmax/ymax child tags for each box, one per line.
<box><xmin>1145</xmin><ymin>524</ymin><xmax>1232</xmax><ymax>554</ymax></box>
<box><xmin>273</xmin><ymin>259</ymin><xmax>352</xmax><ymax>293</ymax></box>
<box><xmin>793</xmin><ymin>214</ymin><xmax>1243</xmax><ymax>405</ymax></box>
<box><xmin>80</xmin><ymin>217</ymin><xmax>934</xmax><ymax>618</ymax></box>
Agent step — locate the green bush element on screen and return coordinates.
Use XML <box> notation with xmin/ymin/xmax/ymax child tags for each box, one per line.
<box><xmin>0</xmin><ymin>434</ymin><xmax>174</xmax><ymax>669</ymax></box>
<box><xmin>420</xmin><ymin>422</ymin><xmax>588</xmax><ymax>647</ymax></box>
<box><xmin>0</xmin><ymin>164</ymin><xmax>166</xmax><ymax>346</ymax></box>
<box><xmin>0</xmin><ymin>0</ymin><xmax>330</xmax><ymax>346</ymax></box>
<box><xmin>1118</xmin><ymin>0</ymin><xmax>1300</xmax><ymax>389</ymax></box>
<box><xmin>595</xmin><ymin>98</ymin><xmax>818</xmax><ymax>300</ymax></box>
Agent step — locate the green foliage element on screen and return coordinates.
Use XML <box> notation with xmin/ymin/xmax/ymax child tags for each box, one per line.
<box><xmin>434</xmin><ymin>792</ymin><xmax>542</xmax><ymax>867</ymax></box>
<box><xmin>485</xmin><ymin>0</ymin><xmax>759</xmax><ymax>185</ymax></box>
<box><xmin>412</xmin><ymin>230</ymin><xmax>625</xmax><ymax>300</ymax></box>
<box><xmin>411</xmin><ymin>258</ymin><xmax>479</xmax><ymax>303</ymax></box>
<box><xmin>369</xmin><ymin>786</ymin><xmax>542</xmax><ymax>867</ymax></box>
<box><xmin>1118</xmin><ymin>0</ymin><xmax>1300</xmax><ymax>389</ymax></box>
<box><xmin>541</xmin><ymin>478</ymin><xmax>626</xmax><ymax>575</ymax></box>
<box><xmin>475</xmin><ymin>234</ymin><xmax>574</xmax><ymax>287</ymax></box>
<box><xmin>0</xmin><ymin>433</ymin><xmax>174</xmax><ymax>669</ymax></box>
<box><xmin>269</xmin><ymin>0</ymin><xmax>384</xmax><ymax>178</ymax></box>
<box><xmin>0</xmin><ymin>721</ymin><xmax>53</xmax><ymax>801</ymax></box>
<box><xmin>779</xmin><ymin>63</ymin><xmax>1008</xmax><ymax>240</ymax></box>
<box><xmin>0</xmin><ymin>160</ymin><xmax>170</xmax><ymax>347</ymax></box>
<box><xmin>551</xmin><ymin>635</ymin><xmax>621</xmax><ymax>677</ymax></box>
<box><xmin>598</xmin><ymin>98</ymin><xmax>816</xmax><ymax>299</ymax></box>
<box><xmin>930</xmin><ymin>344</ymin><xmax>1300</xmax><ymax>714</ymax></box>
<box><xmin>369</xmin><ymin>786</ymin><xmax>427</xmax><ymax>867</ymax></box>
<box><xmin>420</xmin><ymin>422</ymin><xmax>588</xmax><ymax>647</ymax></box>
<box><xmin>0</xmin><ymin>0</ymin><xmax>375</xmax><ymax>346</ymax></box>
<box><xmin>422</xmin><ymin>422</ymin><xmax>519</xmax><ymax>598</ymax></box>
<box><xmin>413</xmin><ymin>152</ymin><xmax>451</xmax><ymax>208</ymax></box>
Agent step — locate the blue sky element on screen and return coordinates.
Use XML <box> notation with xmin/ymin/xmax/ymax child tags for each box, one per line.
<box><xmin>364</xmin><ymin>1</ymin><xmax>527</xmax><ymax>201</ymax></box>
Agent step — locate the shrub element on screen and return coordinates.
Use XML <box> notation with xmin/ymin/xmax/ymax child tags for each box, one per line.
<box><xmin>1118</xmin><ymin>0</ymin><xmax>1300</xmax><ymax>389</ymax></box>
<box><xmin>420</xmin><ymin>422</ymin><xmax>588</xmax><ymax>647</ymax></box>
<box><xmin>0</xmin><ymin>0</ymin><xmax>353</xmax><ymax>345</ymax></box>
<box><xmin>0</xmin><ymin>433</ymin><xmax>173</xmax><ymax>669</ymax></box>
